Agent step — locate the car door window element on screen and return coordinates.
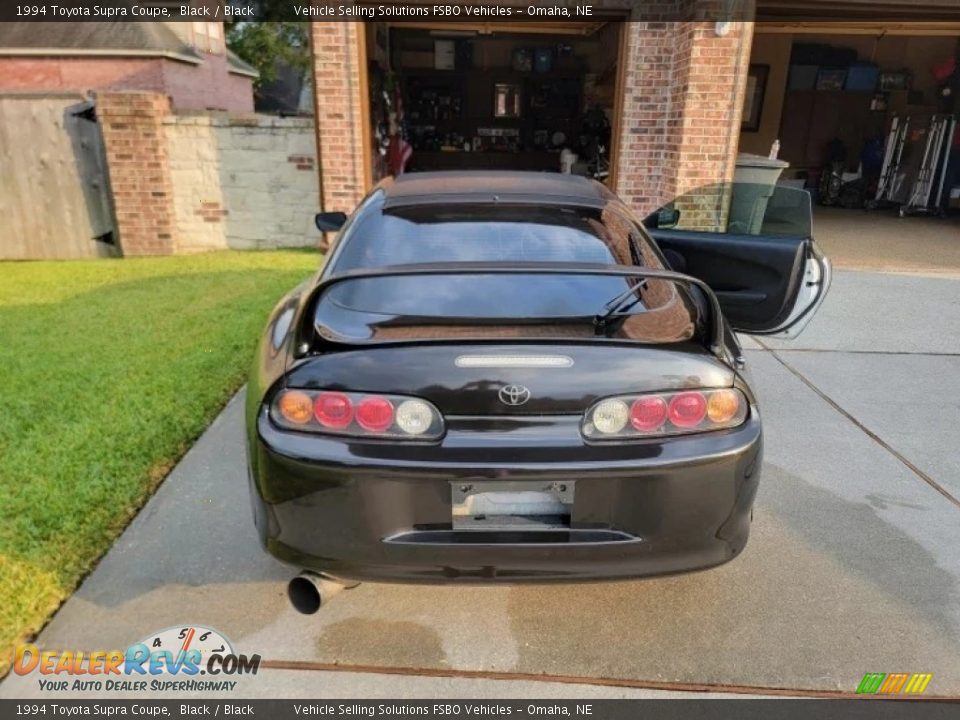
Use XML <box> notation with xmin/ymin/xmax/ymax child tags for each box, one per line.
<box><xmin>643</xmin><ymin>182</ymin><xmax>828</xmax><ymax>337</ymax></box>
<box><xmin>646</xmin><ymin>182</ymin><xmax>812</xmax><ymax>238</ymax></box>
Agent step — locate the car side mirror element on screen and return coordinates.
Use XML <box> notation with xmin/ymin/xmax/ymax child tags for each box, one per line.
<box><xmin>315</xmin><ymin>211</ymin><xmax>347</xmax><ymax>232</ymax></box>
<box><xmin>644</xmin><ymin>207</ymin><xmax>681</xmax><ymax>230</ymax></box>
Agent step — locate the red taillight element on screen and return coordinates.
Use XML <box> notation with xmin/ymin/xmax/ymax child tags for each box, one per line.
<box><xmin>272</xmin><ymin>389</ymin><xmax>444</xmax><ymax>440</ymax></box>
<box><xmin>314</xmin><ymin>392</ymin><xmax>353</xmax><ymax>429</ymax></box>
<box><xmin>584</xmin><ymin>389</ymin><xmax>747</xmax><ymax>440</ymax></box>
<box><xmin>630</xmin><ymin>396</ymin><xmax>667</xmax><ymax>431</ymax></box>
<box><xmin>356</xmin><ymin>395</ymin><xmax>394</xmax><ymax>432</ymax></box>
<box><xmin>667</xmin><ymin>392</ymin><xmax>707</xmax><ymax>428</ymax></box>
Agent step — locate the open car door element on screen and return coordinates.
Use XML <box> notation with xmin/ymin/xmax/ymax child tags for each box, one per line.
<box><xmin>643</xmin><ymin>182</ymin><xmax>831</xmax><ymax>339</ymax></box>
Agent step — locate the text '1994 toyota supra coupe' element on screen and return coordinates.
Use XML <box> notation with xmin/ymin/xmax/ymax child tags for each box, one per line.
<box><xmin>245</xmin><ymin>171</ymin><xmax>830</xmax><ymax>612</ymax></box>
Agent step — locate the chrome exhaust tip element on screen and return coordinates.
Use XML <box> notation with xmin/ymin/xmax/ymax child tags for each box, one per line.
<box><xmin>287</xmin><ymin>572</ymin><xmax>345</xmax><ymax>614</ymax></box>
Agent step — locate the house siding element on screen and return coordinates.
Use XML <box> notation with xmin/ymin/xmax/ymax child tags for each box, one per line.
<box><xmin>162</xmin><ymin>53</ymin><xmax>255</xmax><ymax>113</ymax></box>
<box><xmin>0</xmin><ymin>57</ymin><xmax>166</xmax><ymax>94</ymax></box>
<box><xmin>0</xmin><ymin>55</ymin><xmax>253</xmax><ymax>113</ymax></box>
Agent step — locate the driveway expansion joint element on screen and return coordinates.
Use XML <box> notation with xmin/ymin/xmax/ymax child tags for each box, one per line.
<box><xmin>753</xmin><ymin>338</ymin><xmax>960</xmax><ymax>512</ymax></box>
<box><xmin>258</xmin><ymin>660</ymin><xmax>959</xmax><ymax>700</ymax></box>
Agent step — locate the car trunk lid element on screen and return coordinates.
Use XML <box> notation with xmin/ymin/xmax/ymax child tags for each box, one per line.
<box><xmin>284</xmin><ymin>343</ymin><xmax>734</xmax><ymax>416</ymax></box>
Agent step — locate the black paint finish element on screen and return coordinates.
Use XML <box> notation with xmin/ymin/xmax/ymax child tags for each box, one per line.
<box><xmin>242</xmin><ymin>172</ymin><xmax>803</xmax><ymax>583</ymax></box>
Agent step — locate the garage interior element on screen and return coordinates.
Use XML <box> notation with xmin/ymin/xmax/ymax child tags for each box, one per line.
<box><xmin>362</xmin><ymin>21</ymin><xmax>624</xmax><ymax>182</ymax></box>
<box><xmin>737</xmin><ymin>21</ymin><xmax>960</xmax><ymax>269</ymax></box>
<box><xmin>354</xmin><ymin>17</ymin><xmax>959</xmax><ymax>270</ymax></box>
<box><xmin>740</xmin><ymin>22</ymin><xmax>960</xmax><ymax>215</ymax></box>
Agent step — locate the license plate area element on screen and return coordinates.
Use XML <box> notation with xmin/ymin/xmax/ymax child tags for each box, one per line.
<box><xmin>450</xmin><ymin>480</ymin><xmax>574</xmax><ymax>531</ymax></box>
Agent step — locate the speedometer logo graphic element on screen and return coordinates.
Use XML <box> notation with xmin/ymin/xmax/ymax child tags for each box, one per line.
<box><xmin>139</xmin><ymin>625</ymin><xmax>233</xmax><ymax>667</ymax></box>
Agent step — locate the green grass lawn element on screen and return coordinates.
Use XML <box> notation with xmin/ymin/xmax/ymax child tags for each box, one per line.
<box><xmin>0</xmin><ymin>250</ymin><xmax>320</xmax><ymax>673</ymax></box>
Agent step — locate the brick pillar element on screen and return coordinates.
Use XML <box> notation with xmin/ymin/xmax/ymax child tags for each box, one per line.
<box><xmin>615</xmin><ymin>14</ymin><xmax>753</xmax><ymax>227</ymax></box>
<box><xmin>98</xmin><ymin>92</ymin><xmax>177</xmax><ymax>256</ymax></box>
<box><xmin>667</xmin><ymin>18</ymin><xmax>754</xmax><ymax>231</ymax></box>
<box><xmin>613</xmin><ymin>21</ymin><xmax>680</xmax><ymax>212</ymax></box>
<box><xmin>311</xmin><ymin>22</ymin><xmax>367</xmax><ymax>218</ymax></box>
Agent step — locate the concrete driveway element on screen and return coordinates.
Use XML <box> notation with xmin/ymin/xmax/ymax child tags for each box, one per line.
<box><xmin>3</xmin><ymin>269</ymin><xmax>959</xmax><ymax>699</ymax></box>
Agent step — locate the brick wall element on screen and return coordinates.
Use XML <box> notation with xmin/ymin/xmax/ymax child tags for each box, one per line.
<box><xmin>615</xmin><ymin>15</ymin><xmax>752</xmax><ymax>227</ymax></box>
<box><xmin>0</xmin><ymin>57</ymin><xmax>166</xmax><ymax>94</ymax></box>
<box><xmin>164</xmin><ymin>114</ymin><xmax>320</xmax><ymax>251</ymax></box>
<box><xmin>668</xmin><ymin>14</ymin><xmax>753</xmax><ymax>231</ymax></box>
<box><xmin>311</xmin><ymin>23</ymin><xmax>368</xmax><ymax>214</ymax></box>
<box><xmin>162</xmin><ymin>54</ymin><xmax>255</xmax><ymax>113</ymax></box>
<box><xmin>98</xmin><ymin>92</ymin><xmax>177</xmax><ymax>256</ymax></box>
<box><xmin>613</xmin><ymin>21</ymin><xmax>680</xmax><ymax>213</ymax></box>
<box><xmin>97</xmin><ymin>92</ymin><xmax>320</xmax><ymax>255</ymax></box>
<box><xmin>0</xmin><ymin>56</ymin><xmax>253</xmax><ymax>113</ymax></box>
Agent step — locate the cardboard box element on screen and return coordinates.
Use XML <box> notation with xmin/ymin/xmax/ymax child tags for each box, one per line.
<box><xmin>400</xmin><ymin>51</ymin><xmax>433</xmax><ymax>69</ymax></box>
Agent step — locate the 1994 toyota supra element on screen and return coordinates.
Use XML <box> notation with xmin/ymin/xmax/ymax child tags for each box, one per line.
<box><xmin>245</xmin><ymin>171</ymin><xmax>830</xmax><ymax>610</ymax></box>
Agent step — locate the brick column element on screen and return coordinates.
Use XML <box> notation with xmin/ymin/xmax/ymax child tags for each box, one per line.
<box><xmin>614</xmin><ymin>14</ymin><xmax>753</xmax><ymax>227</ymax></box>
<box><xmin>613</xmin><ymin>21</ymin><xmax>680</xmax><ymax>212</ymax></box>
<box><xmin>98</xmin><ymin>92</ymin><xmax>177</xmax><ymax>256</ymax></box>
<box><xmin>311</xmin><ymin>22</ymin><xmax>367</xmax><ymax>216</ymax></box>
<box><xmin>668</xmin><ymin>18</ymin><xmax>753</xmax><ymax>230</ymax></box>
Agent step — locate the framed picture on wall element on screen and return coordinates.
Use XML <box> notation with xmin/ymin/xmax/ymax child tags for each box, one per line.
<box><xmin>742</xmin><ymin>64</ymin><xmax>769</xmax><ymax>132</ymax></box>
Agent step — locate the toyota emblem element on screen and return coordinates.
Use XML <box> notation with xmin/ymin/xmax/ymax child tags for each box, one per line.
<box><xmin>498</xmin><ymin>384</ymin><xmax>531</xmax><ymax>407</ymax></box>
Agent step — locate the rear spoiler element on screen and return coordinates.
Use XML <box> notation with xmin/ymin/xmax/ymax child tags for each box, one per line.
<box><xmin>300</xmin><ymin>262</ymin><xmax>732</xmax><ymax>362</ymax></box>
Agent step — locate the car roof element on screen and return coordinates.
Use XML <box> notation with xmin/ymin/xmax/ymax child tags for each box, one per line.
<box><xmin>380</xmin><ymin>171</ymin><xmax>616</xmax><ymax>210</ymax></box>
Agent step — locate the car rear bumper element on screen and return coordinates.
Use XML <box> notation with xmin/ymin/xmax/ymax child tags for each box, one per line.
<box><xmin>248</xmin><ymin>409</ymin><xmax>762</xmax><ymax>582</ymax></box>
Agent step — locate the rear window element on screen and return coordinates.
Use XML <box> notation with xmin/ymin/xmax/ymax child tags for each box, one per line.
<box><xmin>317</xmin><ymin>193</ymin><xmax>699</xmax><ymax>345</ymax></box>
<box><xmin>314</xmin><ymin>271</ymin><xmax>700</xmax><ymax>345</ymax></box>
<box><xmin>326</xmin><ymin>274</ymin><xmax>637</xmax><ymax>319</ymax></box>
<box><xmin>332</xmin><ymin>198</ymin><xmax>621</xmax><ymax>271</ymax></box>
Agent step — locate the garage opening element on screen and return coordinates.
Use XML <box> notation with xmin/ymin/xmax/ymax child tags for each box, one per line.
<box><xmin>740</xmin><ymin>23</ymin><xmax>960</xmax><ymax>271</ymax></box>
<box><xmin>361</xmin><ymin>20</ymin><xmax>625</xmax><ymax>183</ymax></box>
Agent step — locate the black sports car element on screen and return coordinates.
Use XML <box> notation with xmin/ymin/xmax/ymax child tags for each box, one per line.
<box><xmin>245</xmin><ymin>171</ymin><xmax>830</xmax><ymax>611</ymax></box>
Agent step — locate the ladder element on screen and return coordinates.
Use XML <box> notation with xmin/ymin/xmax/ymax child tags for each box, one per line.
<box><xmin>901</xmin><ymin>114</ymin><xmax>957</xmax><ymax>217</ymax></box>
<box><xmin>872</xmin><ymin>115</ymin><xmax>909</xmax><ymax>207</ymax></box>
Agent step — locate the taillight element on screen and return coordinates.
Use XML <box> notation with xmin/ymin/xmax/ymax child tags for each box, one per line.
<box><xmin>356</xmin><ymin>396</ymin><xmax>394</xmax><ymax>432</ymax></box>
<box><xmin>592</xmin><ymin>399</ymin><xmax>629</xmax><ymax>435</ymax></box>
<box><xmin>706</xmin><ymin>389</ymin><xmax>740</xmax><ymax>424</ymax></box>
<box><xmin>272</xmin><ymin>389</ymin><xmax>443</xmax><ymax>440</ymax></box>
<box><xmin>277</xmin><ymin>390</ymin><xmax>313</xmax><ymax>425</ymax></box>
<box><xmin>668</xmin><ymin>392</ymin><xmax>706</xmax><ymax>428</ymax></box>
<box><xmin>630</xmin><ymin>396</ymin><xmax>667</xmax><ymax>431</ymax></box>
<box><xmin>314</xmin><ymin>392</ymin><xmax>353</xmax><ymax>429</ymax></box>
<box><xmin>583</xmin><ymin>389</ymin><xmax>747</xmax><ymax>440</ymax></box>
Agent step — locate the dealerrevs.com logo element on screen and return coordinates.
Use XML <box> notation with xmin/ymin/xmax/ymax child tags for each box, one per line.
<box><xmin>13</xmin><ymin>625</ymin><xmax>260</xmax><ymax>693</ymax></box>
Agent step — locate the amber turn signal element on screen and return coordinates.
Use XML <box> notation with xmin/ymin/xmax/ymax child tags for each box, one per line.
<box><xmin>277</xmin><ymin>390</ymin><xmax>313</xmax><ymax>425</ymax></box>
<box><xmin>706</xmin><ymin>389</ymin><xmax>740</xmax><ymax>423</ymax></box>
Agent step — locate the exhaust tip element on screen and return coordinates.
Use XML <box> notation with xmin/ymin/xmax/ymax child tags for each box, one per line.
<box><xmin>288</xmin><ymin>575</ymin><xmax>322</xmax><ymax>615</ymax></box>
<box><xmin>288</xmin><ymin>572</ymin><xmax>348</xmax><ymax>614</ymax></box>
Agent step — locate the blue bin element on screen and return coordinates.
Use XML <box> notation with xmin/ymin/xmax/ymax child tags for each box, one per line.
<box><xmin>534</xmin><ymin>48</ymin><xmax>553</xmax><ymax>73</ymax></box>
<box><xmin>846</xmin><ymin>62</ymin><xmax>879</xmax><ymax>92</ymax></box>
